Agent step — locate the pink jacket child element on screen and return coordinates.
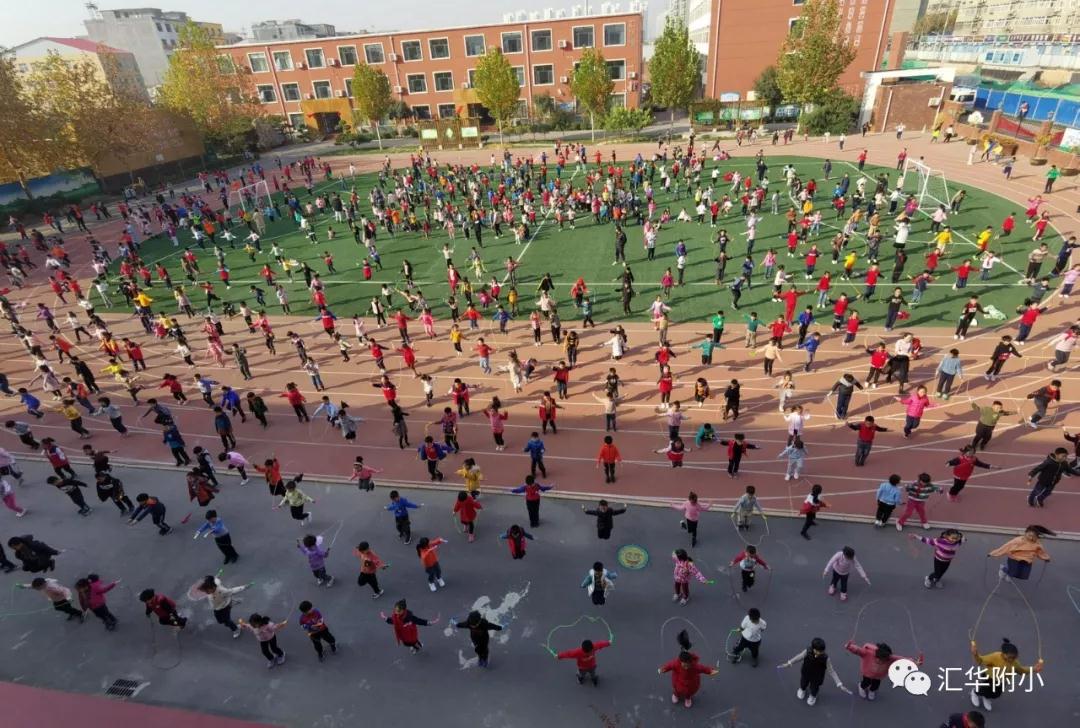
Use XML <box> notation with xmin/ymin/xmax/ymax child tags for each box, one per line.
<box><xmin>419</xmin><ymin>311</ymin><xmax>436</xmax><ymax>338</ymax></box>
<box><xmin>76</xmin><ymin>575</ymin><xmax>119</xmax><ymax>630</ymax></box>
<box><xmin>486</xmin><ymin>407</ymin><xmax>509</xmax><ymax>450</ymax></box>
<box><xmin>895</xmin><ymin>386</ymin><xmax>937</xmax><ymax>437</ymax></box>
<box><xmin>671</xmin><ymin>549</ymin><xmax>710</xmax><ymax>604</ymax></box>
<box><xmin>823</xmin><ymin>547</ymin><xmax>870</xmax><ymax>601</ymax></box>
<box><xmin>844</xmin><ymin>641</ymin><xmax>923</xmax><ymax>700</ymax></box>
<box><xmin>670</xmin><ymin>493</ymin><xmax>711</xmax><ymax>547</ymax></box>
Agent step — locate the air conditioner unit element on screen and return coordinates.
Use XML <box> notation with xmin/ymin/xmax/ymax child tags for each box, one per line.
<box><xmin>299</xmin><ymin>62</ymin><xmax>307</xmax><ymax>69</ymax></box>
<box><xmin>462</xmin><ymin>81</ymin><xmax>471</xmax><ymax>89</ymax></box>
<box><xmin>559</xmin><ymin>76</ymin><xmax>569</xmax><ymax>83</ymax></box>
<box><xmin>394</xmin><ymin>85</ymin><xmax>404</xmax><ymax>94</ymax></box>
<box><xmin>928</xmin><ymin>97</ymin><xmax>942</xmax><ymax>107</ymax></box>
<box><xmin>628</xmin><ymin>71</ymin><xmax>637</xmax><ymax>79</ymax></box>
<box><xmin>389</xmin><ymin>52</ymin><xmax>400</xmax><ymax>62</ymax></box>
<box><xmin>558</xmin><ymin>39</ymin><xmax>569</xmax><ymax>48</ymax></box>
<box><xmin>330</xmin><ymin>58</ymin><xmax>340</xmax><ymax>67</ymax></box>
<box><xmin>305</xmin><ymin>93</ymin><xmax>314</xmax><ymax>100</ymax></box>
<box><xmin>337</xmin><ymin>89</ymin><xmax>347</xmax><ymax>97</ymax></box>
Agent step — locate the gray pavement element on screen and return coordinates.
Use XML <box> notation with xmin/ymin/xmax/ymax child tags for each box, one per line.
<box><xmin>0</xmin><ymin>459</ymin><xmax>1075</xmax><ymax>728</ymax></box>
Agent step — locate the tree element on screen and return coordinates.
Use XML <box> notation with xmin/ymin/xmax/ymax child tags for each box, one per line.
<box><xmin>799</xmin><ymin>90</ymin><xmax>859</xmax><ymax>135</ymax></box>
<box><xmin>753</xmin><ymin>66</ymin><xmax>784</xmax><ymax>114</ymax></box>
<box><xmin>913</xmin><ymin>9</ymin><xmax>957</xmax><ymax>37</ymax></box>
<box><xmin>23</xmin><ymin>50</ymin><xmax>154</xmax><ymax>183</ymax></box>
<box><xmin>159</xmin><ymin>21</ymin><xmax>258</xmax><ymax>148</ymax></box>
<box><xmin>473</xmin><ymin>48</ymin><xmax>521</xmax><ymax>145</ymax></box>
<box><xmin>776</xmin><ymin>0</ymin><xmax>857</xmax><ymax>115</ymax></box>
<box><xmin>351</xmin><ymin>64</ymin><xmax>393</xmax><ymax>149</ymax></box>
<box><xmin>533</xmin><ymin>92</ymin><xmax>556</xmax><ymax>120</ymax></box>
<box><xmin>571</xmin><ymin>48</ymin><xmax>614</xmax><ymax>142</ymax></box>
<box><xmin>604</xmin><ymin>106</ymin><xmax>653</xmax><ymax>133</ymax></box>
<box><xmin>648</xmin><ymin>17</ymin><xmax>701</xmax><ymax>129</ymax></box>
<box><xmin>0</xmin><ymin>51</ymin><xmax>71</xmax><ymax>199</ymax></box>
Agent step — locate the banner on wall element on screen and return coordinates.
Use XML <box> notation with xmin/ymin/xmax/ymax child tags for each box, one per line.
<box><xmin>0</xmin><ymin>169</ymin><xmax>100</xmax><ymax>210</ymax></box>
<box><xmin>1061</xmin><ymin>127</ymin><xmax>1080</xmax><ymax>149</ymax></box>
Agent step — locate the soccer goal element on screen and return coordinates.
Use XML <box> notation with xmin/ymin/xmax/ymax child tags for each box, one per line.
<box><xmin>902</xmin><ymin>158</ymin><xmax>951</xmax><ymax>212</ymax></box>
<box><xmin>228</xmin><ymin>179</ymin><xmax>273</xmax><ymax>214</ymax></box>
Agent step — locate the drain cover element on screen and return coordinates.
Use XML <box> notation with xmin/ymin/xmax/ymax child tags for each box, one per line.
<box><xmin>105</xmin><ymin>678</ymin><xmax>147</xmax><ymax>699</ymax></box>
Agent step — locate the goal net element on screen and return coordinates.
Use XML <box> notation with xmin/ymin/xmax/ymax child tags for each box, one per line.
<box><xmin>228</xmin><ymin>179</ymin><xmax>273</xmax><ymax>214</ymax></box>
<box><xmin>902</xmin><ymin>158</ymin><xmax>951</xmax><ymax>212</ymax></box>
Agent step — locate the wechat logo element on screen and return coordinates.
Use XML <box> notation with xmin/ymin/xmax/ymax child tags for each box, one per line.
<box><xmin>889</xmin><ymin>658</ymin><xmax>931</xmax><ymax>696</ymax></box>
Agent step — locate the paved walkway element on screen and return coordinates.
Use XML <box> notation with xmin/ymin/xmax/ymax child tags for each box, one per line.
<box><xmin>0</xmin><ymin>460</ymin><xmax>1072</xmax><ymax>727</ymax></box>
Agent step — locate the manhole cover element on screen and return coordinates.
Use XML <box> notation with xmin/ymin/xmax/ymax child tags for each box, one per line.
<box><xmin>105</xmin><ymin>678</ymin><xmax>147</xmax><ymax>699</ymax></box>
<box><xmin>617</xmin><ymin>544</ymin><xmax>649</xmax><ymax>570</ymax></box>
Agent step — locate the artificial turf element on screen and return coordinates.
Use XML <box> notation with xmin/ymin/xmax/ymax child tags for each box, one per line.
<box><xmin>110</xmin><ymin>155</ymin><xmax>1048</xmax><ymax>332</ymax></box>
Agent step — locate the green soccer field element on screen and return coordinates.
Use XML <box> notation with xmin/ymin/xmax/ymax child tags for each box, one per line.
<box><xmin>109</xmin><ymin>155</ymin><xmax>1047</xmax><ymax>332</ymax></box>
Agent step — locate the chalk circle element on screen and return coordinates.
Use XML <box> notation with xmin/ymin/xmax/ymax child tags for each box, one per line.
<box><xmin>617</xmin><ymin>544</ymin><xmax>650</xmax><ymax>571</ymax></box>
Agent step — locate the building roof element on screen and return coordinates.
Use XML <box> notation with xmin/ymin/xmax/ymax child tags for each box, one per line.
<box><xmin>13</xmin><ymin>37</ymin><xmax>129</xmax><ymax>54</ymax></box>
<box><xmin>217</xmin><ymin>10</ymin><xmax>643</xmax><ymax>48</ymax></box>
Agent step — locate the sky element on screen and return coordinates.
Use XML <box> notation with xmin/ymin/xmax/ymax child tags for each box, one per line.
<box><xmin>1</xmin><ymin>0</ymin><xmax>660</xmax><ymax>48</ymax></box>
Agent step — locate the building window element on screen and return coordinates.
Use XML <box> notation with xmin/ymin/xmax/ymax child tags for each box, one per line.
<box><xmin>514</xmin><ymin>99</ymin><xmax>528</xmax><ymax>118</ymax></box>
<box><xmin>502</xmin><ymin>32</ymin><xmax>523</xmax><ymax>54</ymax></box>
<box><xmin>533</xmin><ymin>64</ymin><xmax>554</xmax><ymax>85</ymax></box>
<box><xmin>464</xmin><ymin>35</ymin><xmax>486</xmax><ymax>57</ymax></box>
<box><xmin>532</xmin><ymin>29</ymin><xmax>553</xmax><ymax>52</ymax></box>
<box><xmin>344</xmin><ymin>78</ymin><xmax>353</xmax><ymax>97</ymax></box>
<box><xmin>609</xmin><ymin>93</ymin><xmax>626</xmax><ymax>109</ymax></box>
<box><xmin>338</xmin><ymin>46</ymin><xmax>358</xmax><ymax>66</ymax></box>
<box><xmin>607</xmin><ymin>59</ymin><xmax>626</xmax><ymax>80</ymax></box>
<box><xmin>247</xmin><ymin>52</ymin><xmax>269</xmax><ymax>73</ymax></box>
<box><xmin>156</xmin><ymin>22</ymin><xmax>163</xmax><ymax>32</ymax></box>
<box><xmin>603</xmin><ymin>23</ymin><xmax>626</xmax><ymax>46</ymax></box>
<box><xmin>304</xmin><ymin>49</ymin><xmax>325</xmax><ymax>68</ymax></box>
<box><xmin>313</xmin><ymin>81</ymin><xmax>332</xmax><ymax>99</ymax></box>
<box><xmin>216</xmin><ymin>55</ymin><xmax>236</xmax><ymax>73</ymax></box>
<box><xmin>789</xmin><ymin>18</ymin><xmax>801</xmax><ymax>32</ymax></box>
<box><xmin>429</xmin><ymin>37</ymin><xmax>450</xmax><ymax>59</ymax></box>
<box><xmin>287</xmin><ymin>112</ymin><xmax>305</xmax><ymax>130</ymax></box>
<box><xmin>433</xmin><ymin>71</ymin><xmax>454</xmax><ymax>92</ymax></box>
<box><xmin>573</xmin><ymin>26</ymin><xmax>594</xmax><ymax>48</ymax></box>
<box><xmin>364</xmin><ymin>43</ymin><xmax>385</xmax><ymax>64</ymax></box>
<box><xmin>411</xmin><ymin>105</ymin><xmax>432</xmax><ymax>120</ymax></box>
<box><xmin>281</xmin><ymin>82</ymin><xmax>301</xmax><ymax>101</ymax></box>
<box><xmin>438</xmin><ymin>103</ymin><xmax>457</xmax><ymax>119</ymax></box>
<box><xmin>165</xmin><ymin>23</ymin><xmax>172</xmax><ymax>32</ymax></box>
<box><xmin>406</xmin><ymin>73</ymin><xmax>427</xmax><ymax>93</ymax></box>
<box><xmin>401</xmin><ymin>40</ymin><xmax>423</xmax><ymax>61</ymax></box>
<box><xmin>467</xmin><ymin>69</ymin><xmax>477</xmax><ymax>87</ymax></box>
<box><xmin>793</xmin><ymin>0</ymin><xmax>804</xmax><ymax>4</ymax></box>
<box><xmin>272</xmin><ymin>50</ymin><xmax>293</xmax><ymax>71</ymax></box>
<box><xmin>256</xmin><ymin>84</ymin><xmax>277</xmax><ymax>103</ymax></box>
<box><xmin>512</xmin><ymin>66</ymin><xmax>525</xmax><ymax>86</ymax></box>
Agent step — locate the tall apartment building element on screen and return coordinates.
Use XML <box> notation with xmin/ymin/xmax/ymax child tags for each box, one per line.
<box><xmin>10</xmin><ymin>37</ymin><xmax>149</xmax><ymax>101</ymax></box>
<box><xmin>83</xmin><ymin>5</ymin><xmax>225</xmax><ymax>92</ymax></box>
<box><xmin>925</xmin><ymin>0</ymin><xmax>1080</xmax><ymax>36</ymax></box>
<box><xmin>703</xmin><ymin>0</ymin><xmax>895</xmax><ymax>101</ymax></box>
<box><xmin>250</xmin><ymin>20</ymin><xmax>338</xmax><ymax>42</ymax></box>
<box><xmin>219</xmin><ymin>13</ymin><xmax>645</xmax><ymax>134</ymax></box>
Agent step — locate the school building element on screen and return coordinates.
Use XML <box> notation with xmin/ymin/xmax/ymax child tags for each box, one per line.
<box><xmin>703</xmin><ymin>0</ymin><xmax>896</xmax><ymax>101</ymax></box>
<box><xmin>218</xmin><ymin>12</ymin><xmax>645</xmax><ymax>134</ymax></box>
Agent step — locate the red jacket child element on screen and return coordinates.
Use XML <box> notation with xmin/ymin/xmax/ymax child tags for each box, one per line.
<box><xmin>659</xmin><ymin>653</ymin><xmax>717</xmax><ymax>701</ymax></box>
<box><xmin>558</xmin><ymin>640</ymin><xmax>612</xmax><ymax>672</ymax></box>
<box><xmin>452</xmin><ymin>494</ymin><xmax>482</xmax><ymax>525</ymax></box>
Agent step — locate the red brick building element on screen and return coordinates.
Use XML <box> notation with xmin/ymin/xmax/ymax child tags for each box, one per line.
<box><xmin>703</xmin><ymin>0</ymin><xmax>895</xmax><ymax>101</ymax></box>
<box><xmin>219</xmin><ymin>13</ymin><xmax>644</xmax><ymax>133</ymax></box>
